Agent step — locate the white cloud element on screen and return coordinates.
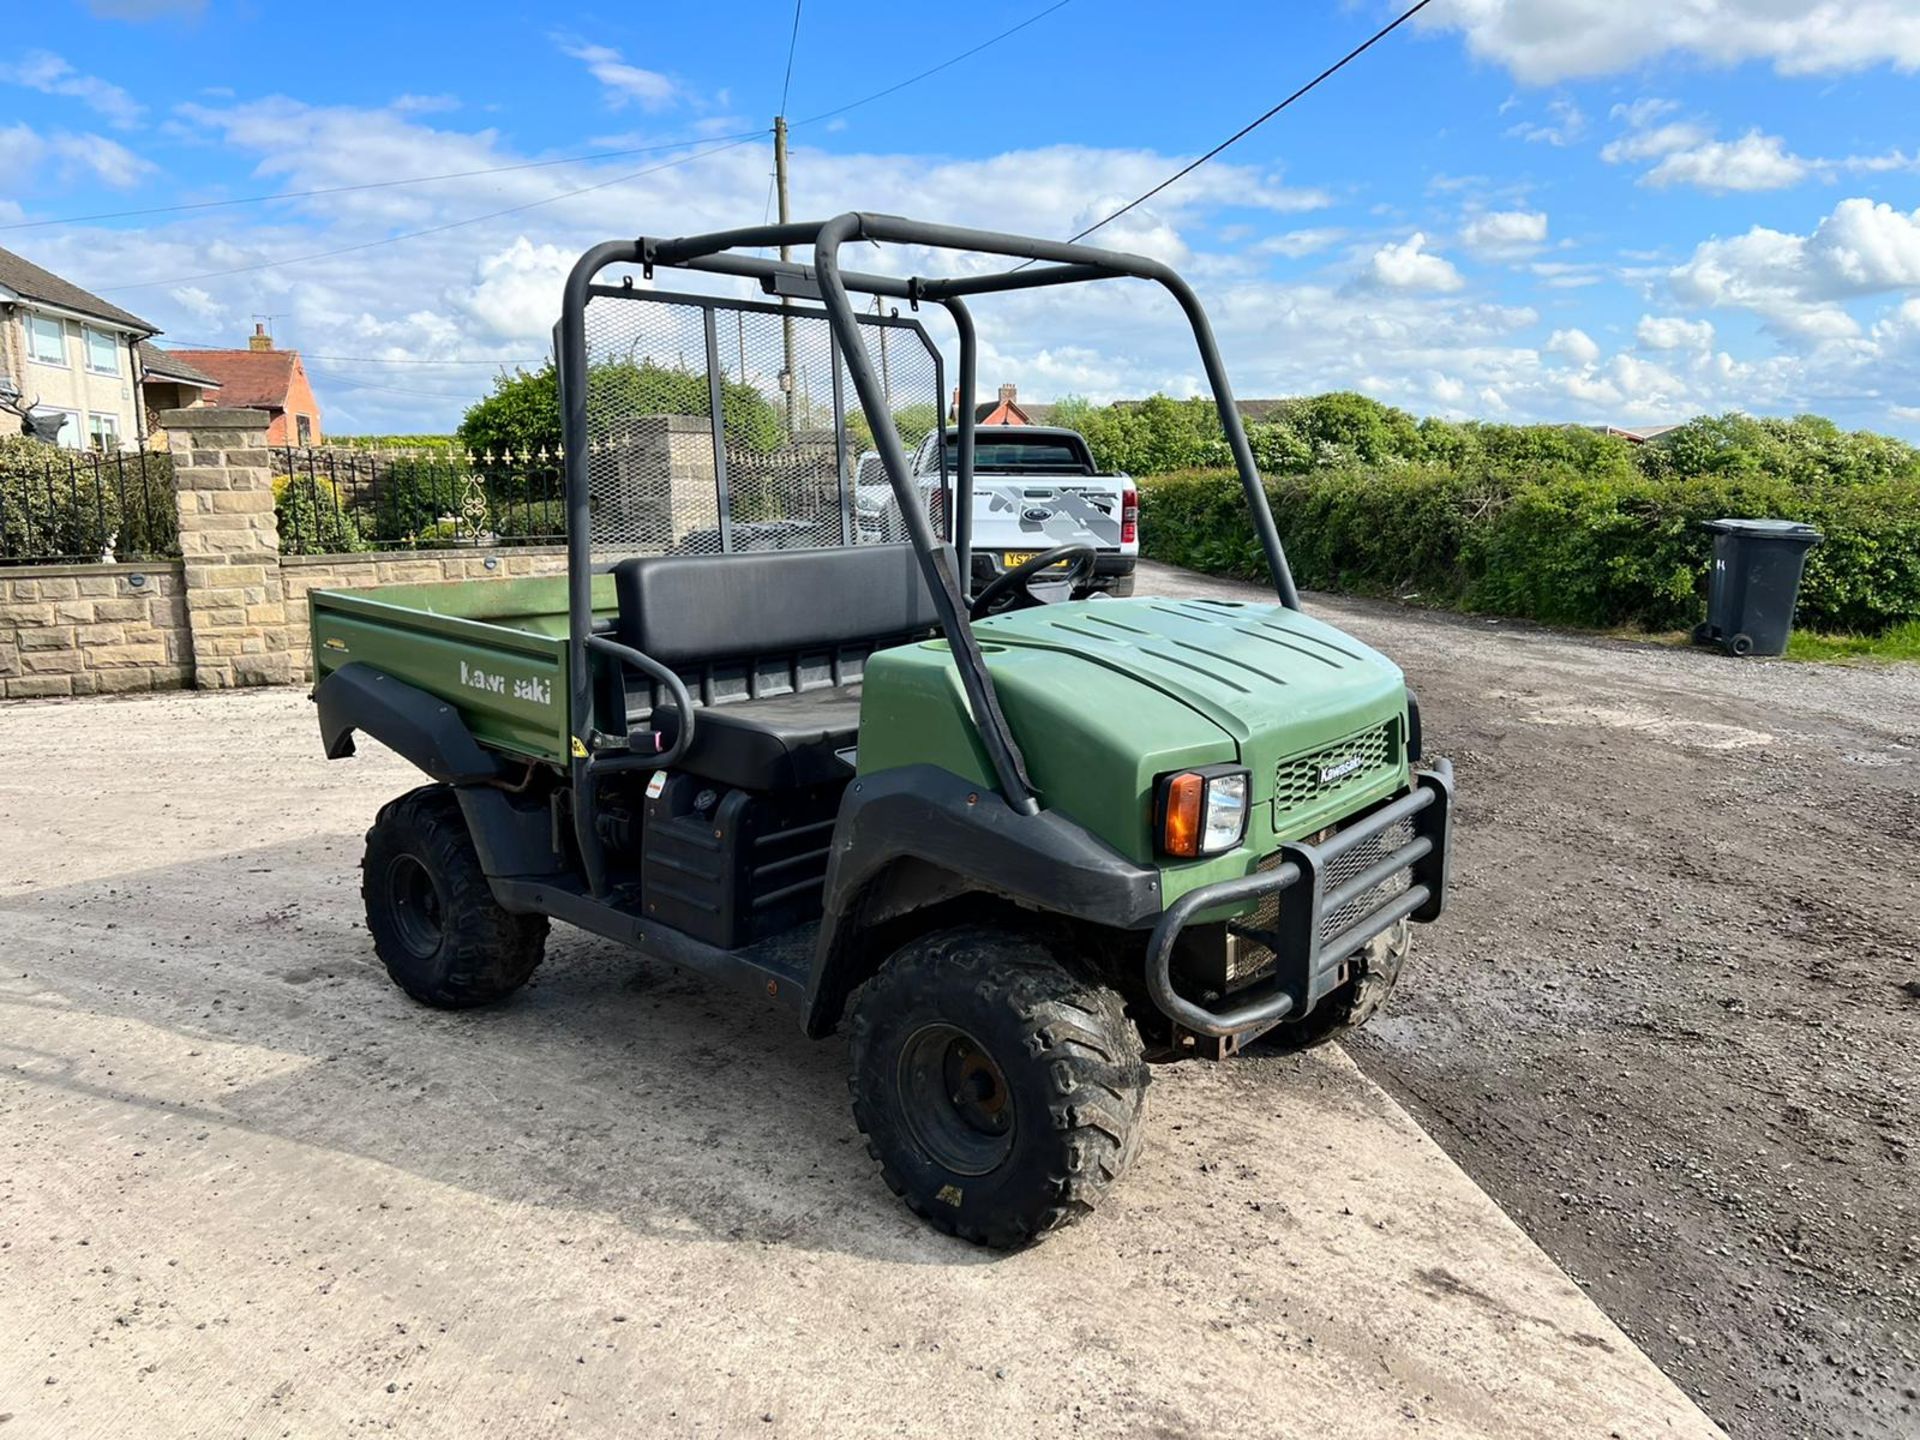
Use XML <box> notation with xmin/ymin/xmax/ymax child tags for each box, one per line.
<box><xmin>1365</xmin><ymin>233</ymin><xmax>1466</xmax><ymax>292</ymax></box>
<box><xmin>1600</xmin><ymin>120</ymin><xmax>1711</xmax><ymax>165</ymax></box>
<box><xmin>1667</xmin><ymin>197</ymin><xmax>1920</xmax><ymax>346</ymax></box>
<box><xmin>1643</xmin><ymin>131</ymin><xmax>1810</xmax><ymax>192</ymax></box>
<box><xmin>554</xmin><ymin>38</ymin><xmax>680</xmax><ymax>110</ymax></box>
<box><xmin>1506</xmin><ymin>97</ymin><xmax>1586</xmax><ymax>145</ymax></box>
<box><xmin>168</xmin><ymin>286</ymin><xmax>224</xmax><ymax>325</ymax></box>
<box><xmin>1252</xmin><ymin>227</ymin><xmax>1347</xmax><ymax>259</ymax></box>
<box><xmin>1547</xmin><ymin>328</ymin><xmax>1601</xmax><ymax>366</ymax></box>
<box><xmin>1462</xmin><ymin>209</ymin><xmax>1548</xmax><ymax>258</ymax></box>
<box><xmin>0</xmin><ymin>51</ymin><xmax>144</xmax><ymax>129</ymax></box>
<box><xmin>390</xmin><ymin>94</ymin><xmax>461</xmax><ymax>115</ymax></box>
<box><xmin>1636</xmin><ymin>315</ymin><xmax>1715</xmax><ymax>351</ymax></box>
<box><xmin>1673</xmin><ymin>197</ymin><xmax>1920</xmax><ymax>334</ymax></box>
<box><xmin>455</xmin><ymin>237</ymin><xmax>580</xmax><ymax>340</ymax></box>
<box><xmin>1609</xmin><ymin>97</ymin><xmax>1680</xmax><ymax>129</ymax></box>
<box><xmin>0</xmin><ymin>123</ymin><xmax>41</xmax><ymax>190</ymax></box>
<box><xmin>48</xmin><ymin>131</ymin><xmax>155</xmax><ymax>188</ymax></box>
<box><xmin>0</xmin><ymin>122</ymin><xmax>156</xmax><ymax>191</ymax></box>
<box><xmin>1423</xmin><ymin>0</ymin><xmax>1920</xmax><ymax>83</ymax></box>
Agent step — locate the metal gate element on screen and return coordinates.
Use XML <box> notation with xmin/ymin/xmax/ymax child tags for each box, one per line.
<box><xmin>577</xmin><ymin>286</ymin><xmax>946</xmax><ymax>557</ymax></box>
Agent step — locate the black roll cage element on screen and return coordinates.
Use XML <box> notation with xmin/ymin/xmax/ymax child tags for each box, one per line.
<box><xmin>555</xmin><ymin>213</ymin><xmax>1301</xmax><ymax>888</ymax></box>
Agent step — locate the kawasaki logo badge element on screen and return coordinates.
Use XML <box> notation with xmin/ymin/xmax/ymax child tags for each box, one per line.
<box><xmin>1318</xmin><ymin>753</ymin><xmax>1366</xmax><ymax>786</ymax></box>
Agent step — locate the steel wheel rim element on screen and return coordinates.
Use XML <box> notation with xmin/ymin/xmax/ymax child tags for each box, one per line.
<box><xmin>896</xmin><ymin>1023</ymin><xmax>1016</xmax><ymax>1176</ymax></box>
<box><xmin>386</xmin><ymin>853</ymin><xmax>445</xmax><ymax>959</ymax></box>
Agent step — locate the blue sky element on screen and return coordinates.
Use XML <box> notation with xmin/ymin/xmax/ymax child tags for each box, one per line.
<box><xmin>5</xmin><ymin>0</ymin><xmax>1920</xmax><ymax>436</ymax></box>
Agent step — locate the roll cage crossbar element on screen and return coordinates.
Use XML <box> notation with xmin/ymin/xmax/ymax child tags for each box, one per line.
<box><xmin>556</xmin><ymin>213</ymin><xmax>1300</xmax><ymax>869</ymax></box>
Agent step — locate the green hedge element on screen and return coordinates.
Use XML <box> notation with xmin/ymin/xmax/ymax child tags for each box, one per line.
<box><xmin>1138</xmin><ymin>466</ymin><xmax>1920</xmax><ymax>635</ymax></box>
<box><xmin>0</xmin><ymin>436</ymin><xmax>177</xmax><ymax>562</ymax></box>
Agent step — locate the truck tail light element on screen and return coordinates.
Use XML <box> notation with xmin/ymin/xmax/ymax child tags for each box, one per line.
<box><xmin>1154</xmin><ymin>765</ymin><xmax>1250</xmax><ymax>858</ymax></box>
<box><xmin>1121</xmin><ymin>487</ymin><xmax>1138</xmax><ymax>545</ymax></box>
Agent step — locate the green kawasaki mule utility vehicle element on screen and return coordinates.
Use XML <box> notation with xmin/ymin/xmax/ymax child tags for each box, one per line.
<box><xmin>309</xmin><ymin>215</ymin><xmax>1454</xmax><ymax>1247</ymax></box>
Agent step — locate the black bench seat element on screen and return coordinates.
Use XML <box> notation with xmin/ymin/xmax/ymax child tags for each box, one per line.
<box><xmin>611</xmin><ymin>544</ymin><xmax>943</xmax><ymax>791</ymax></box>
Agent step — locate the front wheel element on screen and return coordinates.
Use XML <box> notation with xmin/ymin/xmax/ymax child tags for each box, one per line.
<box><xmin>847</xmin><ymin>927</ymin><xmax>1148</xmax><ymax>1248</ymax></box>
<box><xmin>362</xmin><ymin>785</ymin><xmax>548</xmax><ymax>1008</ymax></box>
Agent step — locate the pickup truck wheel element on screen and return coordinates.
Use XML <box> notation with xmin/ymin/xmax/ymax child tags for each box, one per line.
<box><xmin>362</xmin><ymin>785</ymin><xmax>548</xmax><ymax>1009</ymax></box>
<box><xmin>1260</xmin><ymin>919</ymin><xmax>1410</xmax><ymax>1052</ymax></box>
<box><xmin>846</xmin><ymin>927</ymin><xmax>1148</xmax><ymax>1249</ymax></box>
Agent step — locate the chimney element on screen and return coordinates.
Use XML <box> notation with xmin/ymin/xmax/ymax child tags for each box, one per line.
<box><xmin>248</xmin><ymin>322</ymin><xmax>273</xmax><ymax>353</ymax></box>
<box><xmin>998</xmin><ymin>383</ymin><xmax>1017</xmax><ymax>406</ymax></box>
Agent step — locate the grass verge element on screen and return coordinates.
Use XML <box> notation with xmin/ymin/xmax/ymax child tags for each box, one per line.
<box><xmin>1782</xmin><ymin>620</ymin><xmax>1920</xmax><ymax>663</ymax></box>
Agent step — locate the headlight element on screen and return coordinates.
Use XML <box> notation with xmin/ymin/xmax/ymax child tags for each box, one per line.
<box><xmin>1154</xmin><ymin>765</ymin><xmax>1251</xmax><ymax>858</ymax></box>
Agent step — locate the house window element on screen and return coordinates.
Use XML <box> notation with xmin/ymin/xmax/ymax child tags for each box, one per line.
<box><xmin>84</xmin><ymin>327</ymin><xmax>119</xmax><ymax>375</ymax></box>
<box><xmin>87</xmin><ymin>413</ymin><xmax>121</xmax><ymax>451</ymax></box>
<box><xmin>26</xmin><ymin>313</ymin><xmax>67</xmax><ymax>366</ymax></box>
<box><xmin>296</xmin><ymin>414</ymin><xmax>313</xmax><ymax>445</ymax></box>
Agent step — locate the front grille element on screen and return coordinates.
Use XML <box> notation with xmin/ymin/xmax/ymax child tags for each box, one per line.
<box><xmin>1273</xmin><ymin>721</ymin><xmax>1398</xmax><ymax>814</ymax></box>
<box><xmin>1319</xmin><ymin>816</ymin><xmax>1414</xmax><ymax>943</ymax></box>
<box><xmin>1224</xmin><ymin>813</ymin><xmax>1416</xmax><ymax>989</ymax></box>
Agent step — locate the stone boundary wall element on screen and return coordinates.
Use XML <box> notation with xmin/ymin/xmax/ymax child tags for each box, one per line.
<box><xmin>0</xmin><ymin>408</ymin><xmax>573</xmax><ymax>702</ymax></box>
<box><xmin>0</xmin><ymin>561</ymin><xmax>191</xmax><ymax>700</ymax></box>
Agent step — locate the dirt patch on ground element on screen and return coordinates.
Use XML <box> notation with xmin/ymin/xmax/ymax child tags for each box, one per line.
<box><xmin>1143</xmin><ymin>563</ymin><xmax>1920</xmax><ymax>1439</ymax></box>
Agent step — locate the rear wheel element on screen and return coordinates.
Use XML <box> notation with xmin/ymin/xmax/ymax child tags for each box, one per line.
<box><xmin>362</xmin><ymin>785</ymin><xmax>548</xmax><ymax>1008</ymax></box>
<box><xmin>1257</xmin><ymin>919</ymin><xmax>1410</xmax><ymax>1052</ymax></box>
<box><xmin>847</xmin><ymin>927</ymin><xmax>1148</xmax><ymax>1248</ymax></box>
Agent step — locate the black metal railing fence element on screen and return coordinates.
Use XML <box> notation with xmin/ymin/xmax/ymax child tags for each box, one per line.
<box><xmin>0</xmin><ymin>440</ymin><xmax>179</xmax><ymax>566</ymax></box>
<box><xmin>270</xmin><ymin>446</ymin><xmax>567</xmax><ymax>554</ymax></box>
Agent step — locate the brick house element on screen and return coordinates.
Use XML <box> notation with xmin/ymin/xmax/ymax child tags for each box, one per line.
<box><xmin>0</xmin><ymin>244</ymin><xmax>160</xmax><ymax>450</ymax></box>
<box><xmin>169</xmin><ymin>325</ymin><xmax>324</xmax><ymax>447</ymax></box>
<box><xmin>949</xmin><ymin>382</ymin><xmax>1037</xmax><ymax>427</ymax></box>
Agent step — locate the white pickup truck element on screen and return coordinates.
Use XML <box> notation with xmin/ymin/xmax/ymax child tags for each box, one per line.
<box><xmin>855</xmin><ymin>426</ymin><xmax>1138</xmax><ymax>597</ymax></box>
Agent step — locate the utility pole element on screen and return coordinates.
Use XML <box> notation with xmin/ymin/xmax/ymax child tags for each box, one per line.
<box><xmin>773</xmin><ymin>114</ymin><xmax>796</xmax><ymax>436</ymax></box>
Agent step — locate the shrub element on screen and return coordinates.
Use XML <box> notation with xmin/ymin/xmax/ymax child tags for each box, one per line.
<box><xmin>1137</xmin><ymin>466</ymin><xmax>1920</xmax><ymax>636</ymax></box>
<box><xmin>274</xmin><ymin>475</ymin><xmax>367</xmax><ymax>555</ymax></box>
<box><xmin>0</xmin><ymin>437</ymin><xmax>177</xmax><ymax>561</ymax></box>
<box><xmin>493</xmin><ymin>499</ymin><xmax>567</xmax><ymax>545</ymax></box>
<box><xmin>457</xmin><ymin>359</ymin><xmax>785</xmax><ymax>459</ymax></box>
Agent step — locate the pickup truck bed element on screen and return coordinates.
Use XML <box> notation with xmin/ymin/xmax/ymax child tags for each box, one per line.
<box><xmin>310</xmin><ymin>574</ymin><xmax>611</xmax><ymax>766</ymax></box>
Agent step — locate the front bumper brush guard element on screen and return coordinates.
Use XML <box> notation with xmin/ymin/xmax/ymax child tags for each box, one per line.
<box><xmin>1145</xmin><ymin>759</ymin><xmax>1454</xmax><ymax>1041</ymax></box>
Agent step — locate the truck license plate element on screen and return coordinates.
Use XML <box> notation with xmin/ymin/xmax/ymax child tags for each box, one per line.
<box><xmin>1004</xmin><ymin>551</ymin><xmax>1071</xmax><ymax>569</ymax></box>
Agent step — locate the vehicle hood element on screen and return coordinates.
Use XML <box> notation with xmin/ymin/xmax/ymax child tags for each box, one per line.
<box><xmin>973</xmin><ymin>595</ymin><xmax>1408</xmax><ymax>805</ymax></box>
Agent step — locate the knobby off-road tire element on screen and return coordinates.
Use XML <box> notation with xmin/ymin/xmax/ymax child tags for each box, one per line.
<box><xmin>1259</xmin><ymin>918</ymin><xmax>1410</xmax><ymax>1053</ymax></box>
<box><xmin>847</xmin><ymin>927</ymin><xmax>1148</xmax><ymax>1249</ymax></box>
<box><xmin>362</xmin><ymin>785</ymin><xmax>548</xmax><ymax>1008</ymax></box>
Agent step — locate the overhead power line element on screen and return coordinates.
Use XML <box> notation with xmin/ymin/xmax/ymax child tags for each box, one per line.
<box><xmin>778</xmin><ymin>0</ymin><xmax>805</xmax><ymax>117</ymax></box>
<box><xmin>1062</xmin><ymin>0</ymin><xmax>1436</xmax><ymax>248</ymax></box>
<box><xmin>791</xmin><ymin>0</ymin><xmax>1073</xmax><ymax>129</ymax></box>
<box><xmin>0</xmin><ymin>130</ymin><xmax>768</xmax><ymax>235</ymax></box>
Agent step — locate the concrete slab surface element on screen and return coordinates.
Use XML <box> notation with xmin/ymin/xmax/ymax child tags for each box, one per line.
<box><xmin>0</xmin><ymin>680</ymin><xmax>1721</xmax><ymax>1438</ymax></box>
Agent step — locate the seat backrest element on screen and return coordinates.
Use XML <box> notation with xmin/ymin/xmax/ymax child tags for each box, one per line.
<box><xmin>614</xmin><ymin>544</ymin><xmax>942</xmax><ymax>664</ymax></box>
<box><xmin>611</xmin><ymin>544</ymin><xmax>945</xmax><ymax>715</ymax></box>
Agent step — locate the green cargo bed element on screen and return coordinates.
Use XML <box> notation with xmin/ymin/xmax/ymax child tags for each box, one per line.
<box><xmin>309</xmin><ymin>574</ymin><xmax>615</xmax><ymax>766</ymax></box>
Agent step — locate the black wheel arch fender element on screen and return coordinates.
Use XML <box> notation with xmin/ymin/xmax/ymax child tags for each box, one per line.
<box><xmin>803</xmin><ymin>764</ymin><xmax>1163</xmax><ymax>1037</ymax></box>
<box><xmin>315</xmin><ymin>662</ymin><xmax>507</xmax><ymax>785</ymax></box>
<box><xmin>316</xmin><ymin>665</ymin><xmax>568</xmax><ymax>882</ymax></box>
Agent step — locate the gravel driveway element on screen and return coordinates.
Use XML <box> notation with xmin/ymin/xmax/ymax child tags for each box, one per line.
<box><xmin>0</xmin><ymin>664</ymin><xmax>1712</xmax><ymax>1437</ymax></box>
<box><xmin>1137</xmin><ymin>562</ymin><xmax>1920</xmax><ymax>1439</ymax></box>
